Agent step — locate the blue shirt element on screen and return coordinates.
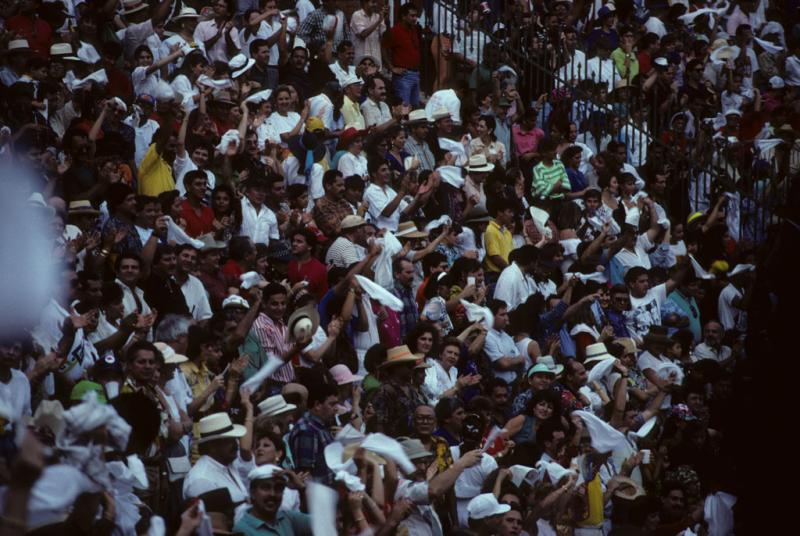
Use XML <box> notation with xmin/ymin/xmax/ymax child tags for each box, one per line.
<box><xmin>233</xmin><ymin>508</ymin><xmax>312</xmax><ymax>535</ymax></box>
<box><xmin>567</xmin><ymin>168</ymin><xmax>588</xmax><ymax>192</ymax></box>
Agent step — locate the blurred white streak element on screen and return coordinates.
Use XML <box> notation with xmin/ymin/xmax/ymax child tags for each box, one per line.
<box><xmin>0</xmin><ymin>163</ymin><xmax>57</xmax><ymax>337</ymax></box>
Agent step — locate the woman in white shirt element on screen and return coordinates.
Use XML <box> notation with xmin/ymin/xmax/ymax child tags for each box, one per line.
<box><xmin>364</xmin><ymin>157</ymin><xmax>407</xmax><ymax>231</ymax></box>
<box><xmin>468</xmin><ymin>115</ymin><xmax>506</xmax><ymax>164</ymax></box>
<box><xmin>423</xmin><ymin>336</ymin><xmax>480</xmax><ymax>406</ymax></box>
<box><xmin>132</xmin><ymin>44</ymin><xmax>185</xmax><ymax>98</ymax></box>
<box><xmin>169</xmin><ymin>51</ymin><xmax>209</xmax><ymax>111</ymax></box>
<box><xmin>259</xmin><ymin>85</ymin><xmax>308</xmax><ymax>146</ymax></box>
<box><xmin>337</xmin><ymin>127</ymin><xmax>369</xmax><ymax>179</ymax></box>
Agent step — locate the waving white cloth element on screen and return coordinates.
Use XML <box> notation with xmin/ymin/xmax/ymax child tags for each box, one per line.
<box><xmin>438</xmin><ymin>137</ymin><xmax>468</xmax><ymax>165</ymax></box>
<box><xmin>361</xmin><ymin>433</ymin><xmax>415</xmax><ymax>474</ymax></box>
<box><xmin>677</xmin><ymin>3</ymin><xmax>728</xmax><ymax>30</ymax></box>
<box><xmin>425</xmin><ymin>89</ymin><xmax>461</xmax><ymax>123</ymax></box>
<box><xmin>460</xmin><ymin>299</ymin><xmax>494</xmax><ymax>329</ymax></box>
<box><xmin>509</xmin><ymin>465</ymin><xmax>537</xmax><ymax>487</ymax></box>
<box><xmin>704</xmin><ymin>492</ymin><xmax>737</xmax><ymax>536</ymax></box>
<box><xmin>529</xmin><ymin>206</ymin><xmax>550</xmax><ymax>237</ymax></box>
<box><xmin>656</xmin><ymin>362</ymin><xmax>684</xmax><ymax>385</ymax></box>
<box><xmin>240</xmin><ymin>353</ymin><xmax>286</xmax><ymax>393</ymax></box>
<box><xmin>108</xmin><ymin>456</ymin><xmax>148</xmax><ymax>536</ymax></box>
<box><xmin>534</xmin><ymin>460</ymin><xmax>577</xmax><ymax>484</ymax></box>
<box><xmin>70</xmin><ymin>68</ymin><xmax>107</xmax><ymax>90</ymax></box>
<box><xmin>586</xmin><ymin>357</ymin><xmax>617</xmax><ymax>385</ymax></box>
<box><xmin>425</xmin><ymin>214</ymin><xmax>452</xmax><ymax>232</ymax></box>
<box><xmin>571</xmin><ymin>410</ymin><xmax>628</xmax><ymax>454</ymax></box>
<box><xmin>245</xmin><ymin>89</ymin><xmax>273</xmax><ymax>104</ymax></box>
<box><xmin>564</xmin><ymin>271</ymin><xmax>608</xmax><ymax>284</ymax></box>
<box><xmin>626</xmin><ymin>416</ymin><xmax>657</xmax><ymax>445</ymax></box>
<box><xmin>756</xmin><ymin>138</ymin><xmax>783</xmax><ymax>155</ymax></box>
<box><xmin>688</xmin><ymin>254</ymin><xmax>714</xmax><ymax>280</ymax></box>
<box><xmin>335</xmin><ymin>424</ymin><xmax>366</xmax><ymax>445</ymax></box>
<box><xmin>335</xmin><ymin>471</ymin><xmax>366</xmax><ymax>491</ymax></box>
<box><xmin>197</xmin><ymin>74</ymin><xmax>233</xmax><ymax>90</ymax></box>
<box><xmin>437</xmin><ymin>166</ymin><xmax>465</xmax><ymax>189</ymax></box>
<box><xmin>307</xmin><ymin>482</ymin><xmax>339</xmax><ymax>536</ymax></box>
<box><xmin>216</xmin><ymin>129</ymin><xmax>241</xmax><ymax>154</ymax></box>
<box><xmin>62</xmin><ymin>391</ymin><xmax>131</xmax><ymax>451</ymax></box>
<box><xmin>166</xmin><ymin>216</ymin><xmax>204</xmax><ymax>248</ymax></box>
<box><xmin>323</xmin><ymin>442</ymin><xmax>357</xmax><ymax>475</ymax></box>
<box><xmin>754</xmin><ymin>37</ymin><xmax>783</xmax><ymax>55</ymax></box>
<box><xmin>355</xmin><ymin>275</ymin><xmax>404</xmax><ymax>311</ymax></box>
<box><xmin>371</xmin><ymin>231</ymin><xmax>403</xmax><ymax>290</ymax></box>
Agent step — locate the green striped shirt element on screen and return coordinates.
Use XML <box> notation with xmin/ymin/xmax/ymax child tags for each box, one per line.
<box><xmin>532</xmin><ymin>160</ymin><xmax>571</xmax><ymax>200</ymax></box>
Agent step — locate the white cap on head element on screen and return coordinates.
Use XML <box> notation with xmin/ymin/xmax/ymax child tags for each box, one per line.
<box><xmin>467</xmin><ymin>493</ymin><xmax>511</xmax><ymax>520</ymax></box>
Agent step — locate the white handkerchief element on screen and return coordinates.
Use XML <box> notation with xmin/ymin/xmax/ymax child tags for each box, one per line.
<box><xmin>146</xmin><ymin>516</ymin><xmax>167</xmax><ymax>536</ymax></box>
<box><xmin>335</xmin><ymin>471</ymin><xmax>366</xmax><ymax>491</ymax></box>
<box><xmin>307</xmin><ymin>483</ymin><xmax>339</xmax><ymax>536</ymax></box>
<box><xmin>166</xmin><ymin>216</ymin><xmax>205</xmax><ymax>248</ymax></box>
<box><xmin>689</xmin><ymin>254</ymin><xmax>715</xmax><ymax>280</ymax></box>
<box><xmin>571</xmin><ymin>410</ymin><xmax>628</xmax><ymax>454</ymax></box>
<box><xmin>126</xmin><ymin>454</ymin><xmax>149</xmax><ymax>490</ymax></box>
<box><xmin>754</xmin><ymin>37</ymin><xmax>783</xmax><ymax>54</ymax></box>
<box><xmin>535</xmin><ymin>460</ymin><xmax>577</xmax><ymax>484</ymax></box>
<box><xmin>756</xmin><ymin>138</ymin><xmax>783</xmax><ymax>155</ymax></box>
<box><xmin>197</xmin><ymin>74</ymin><xmax>233</xmax><ymax>90</ymax></box>
<box><xmin>436</xmin><ymin>166</ymin><xmax>464</xmax><ymax>189</ymax></box>
<box><xmin>460</xmin><ymin>299</ymin><xmax>494</xmax><ymax>329</ymax></box>
<box><xmin>564</xmin><ymin>271</ymin><xmax>608</xmax><ymax>284</ymax></box>
<box><xmin>245</xmin><ymin>89</ymin><xmax>273</xmax><ymax>104</ymax></box>
<box><xmin>509</xmin><ymin>465</ymin><xmax>537</xmax><ymax>487</ymax></box>
<box><xmin>587</xmin><ymin>357</ymin><xmax>616</xmax><ymax>385</ymax></box>
<box><xmin>240</xmin><ymin>353</ymin><xmax>286</xmax><ymax>393</ymax></box>
<box><xmin>656</xmin><ymin>362</ymin><xmax>684</xmax><ymax>386</ymax></box>
<box><xmin>70</xmin><ymin>68</ymin><xmax>107</xmax><ymax>90</ymax></box>
<box><xmin>370</xmin><ymin>232</ymin><xmax>403</xmax><ymax>290</ymax></box>
<box><xmin>425</xmin><ymin>214</ymin><xmax>452</xmax><ymax>232</ymax></box>
<box><xmin>216</xmin><ymin>129</ymin><xmax>241</xmax><ymax>154</ymax></box>
<box><xmin>323</xmin><ymin>442</ymin><xmax>357</xmax><ymax>474</ymax></box>
<box><xmin>355</xmin><ymin>275</ymin><xmax>404</xmax><ymax>311</ymax></box>
<box><xmin>361</xmin><ymin>433</ymin><xmax>415</xmax><ymax>475</ymax></box>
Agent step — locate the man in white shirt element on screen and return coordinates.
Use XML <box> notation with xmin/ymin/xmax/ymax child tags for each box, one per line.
<box><xmin>693</xmin><ymin>321</ymin><xmax>732</xmax><ymax>364</ymax></box>
<box><xmin>118</xmin><ymin>0</ymin><xmax>173</xmax><ymax>60</ymax></box>
<box><xmin>584</xmin><ymin>38</ymin><xmax>618</xmax><ymax>93</ymax></box>
<box><xmin>557</xmin><ymin>27</ymin><xmax>587</xmax><ymax>84</ymax></box>
<box><xmin>484</xmin><ymin>300</ymin><xmax>525</xmax><ymax>384</ymax></box>
<box><xmin>175</xmin><ymin>245</ymin><xmax>213</xmax><ymax>321</ymax></box>
<box><xmin>717</xmin><ymin>264</ymin><xmax>754</xmax><ymax>335</ymax></box>
<box><xmin>32</xmin><ymin>268</ymin><xmax>79</xmax><ymax>352</ymax></box>
<box><xmin>0</xmin><ymin>338</ymin><xmax>32</xmax><ymax>426</ymax></box>
<box><xmin>624</xmin><ymin>264</ymin><xmax>687</xmax><ymax>343</ymax></box>
<box><xmin>329</xmin><ymin>40</ymin><xmax>357</xmax><ymax>86</ymax></box>
<box><xmin>240</xmin><ymin>176</ymin><xmax>279</xmax><ymax>246</ymax></box>
<box><xmin>360</xmin><ymin>75</ymin><xmax>397</xmax><ymax>131</ymax></box>
<box><xmin>193</xmin><ymin>0</ymin><xmax>242</xmax><ymax>63</ymax></box>
<box><xmin>183</xmin><ymin>412</ymin><xmax>248</xmax><ymax>503</ymax></box>
<box><xmin>494</xmin><ymin>245</ymin><xmax>538</xmax><ymax>312</ymax></box>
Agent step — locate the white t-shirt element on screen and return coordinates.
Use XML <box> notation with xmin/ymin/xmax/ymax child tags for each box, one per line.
<box><xmin>337</xmin><ymin>152</ymin><xmax>369</xmax><ymax>180</ymax></box>
<box><xmin>625</xmin><ymin>283</ymin><xmax>668</xmax><ymax>343</ymax></box>
<box><xmin>718</xmin><ymin>283</ymin><xmax>745</xmax><ymax>332</ymax></box>
<box><xmin>258</xmin><ymin>111</ymin><xmax>303</xmax><ymax>146</ymax></box>
<box><xmin>364</xmin><ymin>183</ymin><xmax>407</xmax><ymax>232</ymax></box>
<box><xmin>0</xmin><ymin>369</ymin><xmax>31</xmax><ymax>424</ymax></box>
<box><xmin>131</xmin><ymin>66</ymin><xmax>161</xmax><ymax>98</ymax></box>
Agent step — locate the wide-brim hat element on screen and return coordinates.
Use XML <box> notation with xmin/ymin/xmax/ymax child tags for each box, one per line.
<box><xmin>340</xmin><ymin>73</ymin><xmax>365</xmax><ymax>88</ymax></box>
<box><xmin>617</xmin><ymin>337</ymin><xmax>639</xmax><ymax>356</ymax></box>
<box><xmin>340</xmin><ymin>214</ymin><xmax>367</xmax><ymax>230</ymax></box>
<box><xmin>642</xmin><ymin>325</ymin><xmax>671</xmax><ymax>346</ymax></box>
<box><xmin>122</xmin><ymin>0</ymin><xmax>148</xmax><ymax>16</ymax></box>
<box><xmin>288</xmin><ymin>131</ymin><xmax>326</xmax><ymax>164</ymax></box>
<box><xmin>154</xmin><ymin>342</ymin><xmax>188</xmax><ymax>364</ymax></box>
<box><xmin>50</xmin><ymin>43</ymin><xmax>81</xmax><ymax>62</ymax></box>
<box><xmin>172</xmin><ymin>6</ymin><xmax>200</xmax><ymax>21</ymax></box>
<box><xmin>613</xmin><ymin>476</ymin><xmax>646</xmax><ymax>500</ymax></box>
<box><xmin>257</xmin><ymin>394</ymin><xmax>297</xmax><ymax>417</ymax></box>
<box><xmin>431</xmin><ymin>106</ymin><xmax>451</xmax><ymax>121</ymax></box>
<box><xmin>710</xmin><ymin>45</ymin><xmax>741</xmax><ymax>63</ymax></box>
<box><xmin>67</xmin><ymin>200</ymin><xmax>100</xmax><ymax>216</ymax></box>
<box><xmin>407</xmin><ymin>109</ymin><xmax>431</xmax><ymax>125</ymax></box>
<box><xmin>395</xmin><ymin>221</ymin><xmax>428</xmax><ymax>239</ymax></box>
<box><xmin>464</xmin><ymin>209</ymin><xmax>491</xmax><ymax>224</ymax></box>
<box><xmin>197</xmin><ymin>233</ymin><xmax>227</xmax><ymax>252</ymax></box>
<box><xmin>230</xmin><ymin>54</ymin><xmax>256</xmax><ymax>79</ymax></box>
<box><xmin>6</xmin><ymin>39</ymin><xmax>31</xmax><ymax>54</ymax></box>
<box><xmin>527</xmin><ymin>363</ymin><xmax>556</xmax><ymax>378</ymax></box>
<box><xmin>287</xmin><ymin>305</ymin><xmax>320</xmax><ymax>343</ymax></box>
<box><xmin>584</xmin><ymin>342</ymin><xmax>615</xmax><ymax>365</ymax></box>
<box><xmin>197</xmin><ymin>412</ymin><xmax>246</xmax><ymax>444</ymax></box>
<box><xmin>400</xmin><ymin>438</ymin><xmax>433</xmax><ymax>460</ymax></box>
<box><xmin>330</xmin><ymin>364</ymin><xmax>363</xmax><ymax>385</ymax></box>
<box><xmin>466</xmin><ymin>154</ymin><xmax>495</xmax><ymax>173</ymax></box>
<box><xmin>222</xmin><ymin>294</ymin><xmax>250</xmax><ymax>310</ymax></box>
<box><xmin>379</xmin><ymin>345</ymin><xmax>423</xmax><ymax>369</ymax></box>
<box><xmin>536</xmin><ymin>355</ymin><xmax>564</xmax><ymax>376</ymax></box>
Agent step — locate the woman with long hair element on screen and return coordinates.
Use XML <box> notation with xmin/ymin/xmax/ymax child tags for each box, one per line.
<box><xmin>469</xmin><ymin>115</ymin><xmax>506</xmax><ymax>164</ymax></box>
<box><xmin>169</xmin><ymin>50</ymin><xmax>209</xmax><ymax>111</ymax></box>
<box><xmin>211</xmin><ymin>183</ymin><xmax>242</xmax><ymax>240</ymax></box>
<box><xmin>259</xmin><ymin>85</ymin><xmax>309</xmax><ymax>145</ymax></box>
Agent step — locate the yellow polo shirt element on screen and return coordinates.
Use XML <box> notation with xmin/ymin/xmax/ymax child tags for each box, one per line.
<box><xmin>138</xmin><ymin>143</ymin><xmax>176</xmax><ymax>196</ymax></box>
<box><xmin>341</xmin><ymin>96</ymin><xmax>366</xmax><ymax>130</ymax></box>
<box><xmin>484</xmin><ymin>219</ymin><xmax>513</xmax><ymax>273</ymax></box>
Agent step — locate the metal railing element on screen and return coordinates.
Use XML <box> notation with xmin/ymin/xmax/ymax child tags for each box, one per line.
<box><xmin>408</xmin><ymin>1</ymin><xmax>792</xmax><ymax>243</ymax></box>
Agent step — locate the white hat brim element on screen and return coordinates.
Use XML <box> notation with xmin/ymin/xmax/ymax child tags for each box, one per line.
<box><xmin>232</xmin><ymin>58</ymin><xmax>256</xmax><ymax>79</ymax></box>
<box><xmin>197</xmin><ymin>424</ymin><xmax>247</xmax><ymax>443</ymax></box>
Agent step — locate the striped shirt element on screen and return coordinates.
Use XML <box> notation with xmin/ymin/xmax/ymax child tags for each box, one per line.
<box><xmin>251</xmin><ymin>313</ymin><xmax>293</xmax><ymax>383</ymax></box>
<box><xmin>532</xmin><ymin>160</ymin><xmax>571</xmax><ymax>200</ymax></box>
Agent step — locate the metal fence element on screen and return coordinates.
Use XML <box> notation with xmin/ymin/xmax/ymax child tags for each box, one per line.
<box><xmin>406</xmin><ymin>0</ymin><xmax>793</xmax><ymax>243</ymax></box>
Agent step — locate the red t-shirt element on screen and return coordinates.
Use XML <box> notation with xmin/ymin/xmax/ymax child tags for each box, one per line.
<box><xmin>222</xmin><ymin>259</ymin><xmax>245</xmax><ymax>280</ymax></box>
<box><xmin>7</xmin><ymin>15</ymin><xmax>52</xmax><ymax>58</ymax></box>
<box><xmin>287</xmin><ymin>257</ymin><xmax>329</xmax><ymax>300</ymax></box>
<box><xmin>383</xmin><ymin>24</ymin><xmax>421</xmax><ymax>70</ymax></box>
<box><xmin>180</xmin><ymin>199</ymin><xmax>215</xmax><ymax>237</ymax></box>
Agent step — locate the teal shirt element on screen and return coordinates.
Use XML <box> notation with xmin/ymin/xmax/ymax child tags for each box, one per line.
<box><xmin>668</xmin><ymin>290</ymin><xmax>702</xmax><ymax>343</ymax></box>
<box><xmin>233</xmin><ymin>508</ymin><xmax>312</xmax><ymax>536</ymax></box>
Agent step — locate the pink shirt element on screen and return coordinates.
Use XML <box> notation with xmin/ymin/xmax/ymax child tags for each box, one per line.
<box><xmin>252</xmin><ymin>313</ymin><xmax>293</xmax><ymax>383</ymax></box>
<box><xmin>512</xmin><ymin>125</ymin><xmax>545</xmax><ymax>157</ymax></box>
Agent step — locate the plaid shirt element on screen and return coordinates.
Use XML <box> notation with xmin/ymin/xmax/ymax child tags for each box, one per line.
<box><xmin>287</xmin><ymin>411</ymin><xmax>334</xmax><ymax>484</ymax></box>
<box><xmin>312</xmin><ymin>196</ymin><xmax>353</xmax><ymax>237</ymax></box>
<box><xmin>392</xmin><ymin>282</ymin><xmax>419</xmax><ymax>342</ymax></box>
<box><xmin>372</xmin><ymin>379</ymin><xmax>426</xmax><ymax>438</ymax></box>
<box><xmin>298</xmin><ymin>8</ymin><xmax>352</xmax><ymax>55</ymax></box>
<box><xmin>252</xmin><ymin>313</ymin><xmax>293</xmax><ymax>383</ymax></box>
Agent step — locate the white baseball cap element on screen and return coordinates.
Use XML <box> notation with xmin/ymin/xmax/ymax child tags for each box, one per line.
<box><xmin>467</xmin><ymin>493</ymin><xmax>511</xmax><ymax>520</ymax></box>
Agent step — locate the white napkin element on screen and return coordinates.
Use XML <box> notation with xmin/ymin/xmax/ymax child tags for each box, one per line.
<box><xmin>626</xmin><ymin>416</ymin><xmax>657</xmax><ymax>445</ymax></box>
<box><xmin>335</xmin><ymin>424</ymin><xmax>366</xmax><ymax>446</ymax></box>
<box><xmin>689</xmin><ymin>254</ymin><xmax>714</xmax><ymax>280</ymax></box>
<box><xmin>425</xmin><ymin>89</ymin><xmax>461</xmax><ymax>123</ymax></box>
<box><xmin>425</xmin><ymin>214</ymin><xmax>452</xmax><ymax>232</ymax></box>
<box><xmin>216</xmin><ymin>129</ymin><xmax>241</xmax><ymax>154</ymax></box>
<box><xmin>355</xmin><ymin>275</ymin><xmax>404</xmax><ymax>311</ymax></box>
<box><xmin>656</xmin><ymin>362</ymin><xmax>684</xmax><ymax>386</ymax></box>
<box><xmin>370</xmin><ymin>231</ymin><xmax>403</xmax><ymax>290</ymax></box>
<box><xmin>677</xmin><ymin>3</ymin><xmax>728</xmax><ymax>30</ymax></box>
<box><xmin>571</xmin><ymin>410</ymin><xmax>628</xmax><ymax>454</ymax></box>
<box><xmin>245</xmin><ymin>89</ymin><xmax>273</xmax><ymax>104</ymax></box>
<box><xmin>240</xmin><ymin>353</ymin><xmax>286</xmax><ymax>393</ymax></box>
<box><xmin>756</xmin><ymin>138</ymin><xmax>783</xmax><ymax>155</ymax></box>
<box><xmin>322</xmin><ymin>442</ymin><xmax>357</xmax><ymax>474</ymax></box>
<box><xmin>307</xmin><ymin>482</ymin><xmax>339</xmax><ymax>536</ymax></box>
<box><xmin>754</xmin><ymin>37</ymin><xmax>783</xmax><ymax>54</ymax></box>
<box><xmin>197</xmin><ymin>74</ymin><xmax>233</xmax><ymax>90</ymax></box>
<box><xmin>240</xmin><ymin>271</ymin><xmax>267</xmax><ymax>290</ymax></box>
<box><xmin>564</xmin><ymin>271</ymin><xmax>608</xmax><ymax>284</ymax></box>
<box><xmin>361</xmin><ymin>433</ymin><xmax>415</xmax><ymax>475</ymax></box>
<box><xmin>335</xmin><ymin>471</ymin><xmax>366</xmax><ymax>491</ymax></box>
<box><xmin>729</xmin><ymin>263</ymin><xmax>754</xmax><ymax>276</ymax></box>
<box><xmin>587</xmin><ymin>357</ymin><xmax>617</xmax><ymax>385</ymax></box>
<box><xmin>534</xmin><ymin>460</ymin><xmax>577</xmax><ymax>484</ymax></box>
<box><xmin>166</xmin><ymin>216</ymin><xmax>205</xmax><ymax>248</ymax></box>
<box><xmin>438</xmin><ymin>137</ymin><xmax>468</xmax><ymax>165</ymax></box>
<box><xmin>147</xmin><ymin>516</ymin><xmax>166</xmax><ymax>536</ymax></box>
<box><xmin>460</xmin><ymin>299</ymin><xmax>494</xmax><ymax>329</ymax></box>
<box><xmin>436</xmin><ymin>165</ymin><xmax>465</xmax><ymax>189</ymax></box>
<box><xmin>509</xmin><ymin>465</ymin><xmax>537</xmax><ymax>487</ymax></box>
<box><xmin>70</xmin><ymin>68</ymin><xmax>107</xmax><ymax>90</ymax></box>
